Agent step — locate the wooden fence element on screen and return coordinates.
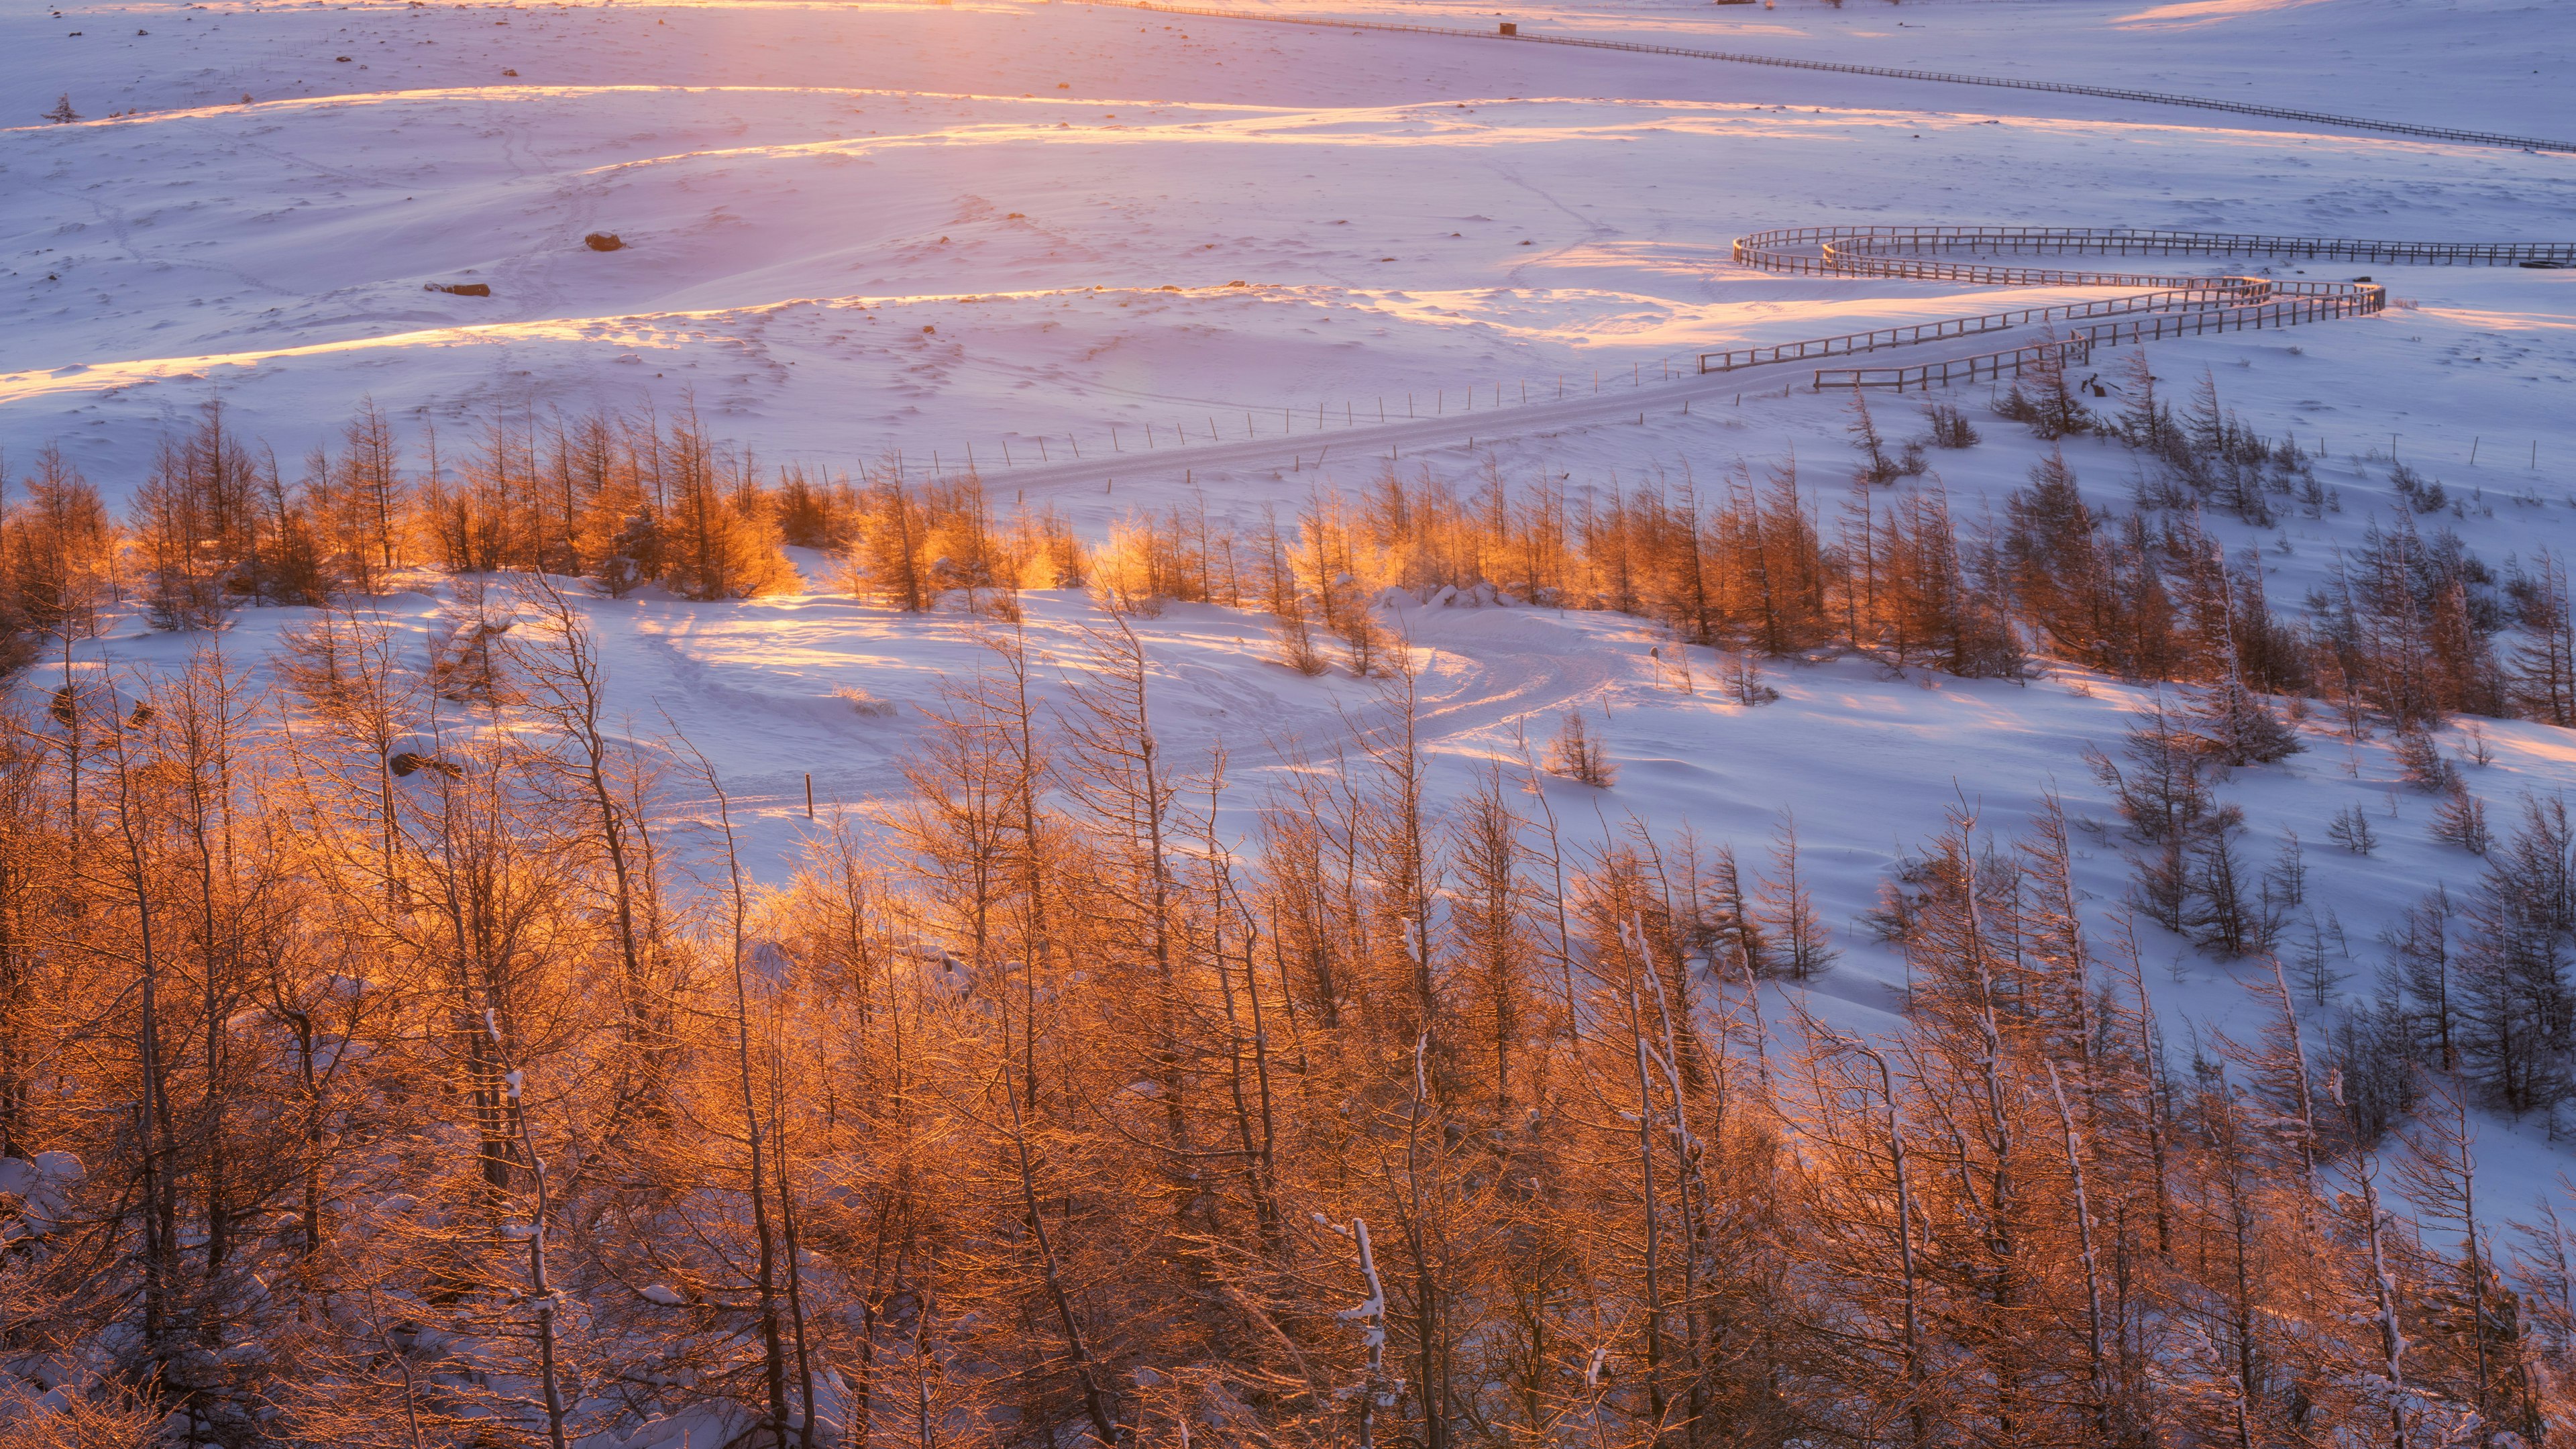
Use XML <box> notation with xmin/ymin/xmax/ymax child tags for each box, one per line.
<box><xmin>1813</xmin><ymin>292</ymin><xmax>2377</xmax><ymax>392</ymax></box>
<box><xmin>1697</xmin><ymin>286</ymin><xmax>2235</xmax><ymax>374</ymax></box>
<box><xmin>1739</xmin><ymin>225</ymin><xmax>2576</xmax><ymax>277</ymax></box>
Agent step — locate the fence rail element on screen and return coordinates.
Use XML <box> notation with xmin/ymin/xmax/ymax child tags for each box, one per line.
<box><xmin>1813</xmin><ymin>292</ymin><xmax>2377</xmax><ymax>392</ymax></box>
<box><xmin>1739</xmin><ymin>225</ymin><xmax>2576</xmax><ymax>272</ymax></box>
<box><xmin>1711</xmin><ymin>223</ymin><xmax>2576</xmax><ymax>391</ymax></box>
<box><xmin>1697</xmin><ymin>286</ymin><xmax>2235</xmax><ymax>373</ymax></box>
<box><xmin>1711</xmin><ymin>229</ymin><xmax>2400</xmax><ymax>380</ymax></box>
<box><xmin>1083</xmin><ymin>0</ymin><xmax>2576</xmax><ymax>155</ymax></box>
<box><xmin>1845</xmin><ymin>230</ymin><xmax>2576</xmax><ymax>265</ymax></box>
<box><xmin>1814</xmin><ymin>338</ymin><xmax>2083</xmax><ymax>395</ymax></box>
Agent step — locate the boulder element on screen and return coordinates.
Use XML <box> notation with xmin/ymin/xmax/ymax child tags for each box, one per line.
<box><xmin>584</xmin><ymin>232</ymin><xmax>625</xmax><ymax>252</ymax></box>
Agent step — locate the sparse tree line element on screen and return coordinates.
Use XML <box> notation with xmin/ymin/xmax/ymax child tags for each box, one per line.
<box><xmin>7</xmin><ymin>388</ymin><xmax>2567</xmax><ymax>749</ymax></box>
<box><xmin>0</xmin><ymin>590</ymin><xmax>2573</xmax><ymax>1447</ymax></box>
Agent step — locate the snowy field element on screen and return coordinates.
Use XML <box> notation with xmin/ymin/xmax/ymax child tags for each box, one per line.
<box><xmin>9</xmin><ymin>0</ymin><xmax>2576</xmax><ymax>1176</ymax></box>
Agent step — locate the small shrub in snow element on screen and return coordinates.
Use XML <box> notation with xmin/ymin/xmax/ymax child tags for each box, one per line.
<box><xmin>835</xmin><ymin>685</ymin><xmax>898</xmax><ymax>718</ymax></box>
<box><xmin>2264</xmin><ymin>831</ymin><xmax>2306</xmax><ymax>911</ymax></box>
<box><xmin>1758</xmin><ymin>814</ymin><xmax>1835</xmax><ymax>978</ymax></box>
<box><xmin>2390</xmin><ymin>460</ymin><xmax>2449</xmax><ymax>515</ymax></box>
<box><xmin>1542</xmin><ymin>709</ymin><xmax>1615</xmax><ymax>788</ymax></box>
<box><xmin>1723</xmin><ymin>651</ymin><xmax>1777</xmax><ymax>706</ymax></box>
<box><xmin>2291</xmin><ymin>906</ymin><xmax>2349</xmax><ymax>1006</ymax></box>
<box><xmin>429</xmin><ymin>614</ymin><xmax>519</xmax><ymax>706</ymax></box>
<box><xmin>1993</xmin><ymin>331</ymin><xmax>2093</xmax><ymax>441</ymax></box>
<box><xmin>1922</xmin><ymin>400</ymin><xmax>1980</xmax><ymax>449</ymax></box>
<box><xmin>2182</xmin><ymin>808</ymin><xmax>2268</xmax><ymax>957</ymax></box>
<box><xmin>1273</xmin><ymin>596</ymin><xmax>1328</xmax><ymax>676</ymax></box>
<box><xmin>2392</xmin><ymin>729</ymin><xmax>2458</xmax><ymax>793</ymax></box>
<box><xmin>2326</xmin><ymin>802</ymin><xmax>2378</xmax><ymax>855</ymax></box>
<box><xmin>1845</xmin><ymin>389</ymin><xmax>1896</xmax><ymax>486</ymax></box>
<box><xmin>2084</xmin><ymin>697</ymin><xmax>2212</xmax><ymax>846</ymax></box>
<box><xmin>2430</xmin><ymin>779</ymin><xmax>2491</xmax><ymax>855</ymax></box>
<box><xmin>1338</xmin><ymin>606</ymin><xmax>1389</xmax><ymax>678</ymax></box>
<box><xmin>2188</xmin><ymin>673</ymin><xmax>2300</xmax><ymax>767</ymax></box>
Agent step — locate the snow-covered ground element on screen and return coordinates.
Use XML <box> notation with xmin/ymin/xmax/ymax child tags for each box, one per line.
<box><xmin>9</xmin><ymin>0</ymin><xmax>2573</xmax><ymax>490</ymax></box>
<box><xmin>10</xmin><ymin>0</ymin><xmax>2576</xmax><ymax>1189</ymax></box>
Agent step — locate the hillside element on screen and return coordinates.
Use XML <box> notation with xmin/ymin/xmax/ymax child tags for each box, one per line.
<box><xmin>5</xmin><ymin>1</ymin><xmax>2576</xmax><ymax>1444</ymax></box>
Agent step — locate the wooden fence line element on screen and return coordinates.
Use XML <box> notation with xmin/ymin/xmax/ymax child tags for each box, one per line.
<box><xmin>1725</xmin><ymin>224</ymin><xmax>2576</xmax><ymax>394</ymax></box>
<box><xmin>1715</xmin><ymin>227</ymin><xmax>2411</xmax><ymax>383</ymax></box>
<box><xmin>1698</xmin><ymin>286</ymin><xmax>2239</xmax><ymax>374</ymax></box>
<box><xmin>1813</xmin><ymin>292</ymin><xmax>2375</xmax><ymax>392</ymax></box>
<box><xmin>1741</xmin><ymin>225</ymin><xmax>2576</xmax><ymax>270</ymax></box>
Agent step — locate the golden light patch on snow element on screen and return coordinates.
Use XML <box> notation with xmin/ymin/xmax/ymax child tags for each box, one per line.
<box><xmin>2410</xmin><ymin>306</ymin><xmax>2576</xmax><ymax>334</ymax></box>
<box><xmin>0</xmin><ymin>83</ymin><xmax>1289</xmax><ymax>136</ymax></box>
<box><xmin>2115</xmin><ymin>0</ymin><xmax>2333</xmax><ymax>30</ymax></box>
<box><xmin>0</xmin><ymin>286</ymin><xmax>1226</xmax><ymax>404</ymax></box>
<box><xmin>1346</xmin><ymin>283</ymin><xmax>2141</xmax><ymax>350</ymax></box>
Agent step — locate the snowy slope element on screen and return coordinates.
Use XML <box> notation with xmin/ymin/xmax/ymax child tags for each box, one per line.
<box><xmin>9</xmin><ymin>0</ymin><xmax>2576</xmax><ymax>1197</ymax></box>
